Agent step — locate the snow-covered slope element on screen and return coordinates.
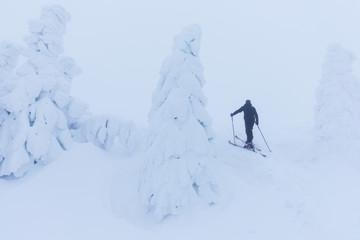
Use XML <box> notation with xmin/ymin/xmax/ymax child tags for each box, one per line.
<box><xmin>1</xmin><ymin>4</ymin><xmax>360</xmax><ymax>240</ymax></box>
<box><xmin>1</xmin><ymin>125</ymin><xmax>359</xmax><ymax>240</ymax></box>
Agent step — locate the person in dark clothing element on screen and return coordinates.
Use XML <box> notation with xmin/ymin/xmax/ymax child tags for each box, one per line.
<box><xmin>230</xmin><ymin>100</ymin><xmax>259</xmax><ymax>148</ymax></box>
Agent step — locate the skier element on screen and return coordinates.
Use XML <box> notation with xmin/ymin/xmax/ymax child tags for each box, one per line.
<box><xmin>230</xmin><ymin>100</ymin><xmax>259</xmax><ymax>149</ymax></box>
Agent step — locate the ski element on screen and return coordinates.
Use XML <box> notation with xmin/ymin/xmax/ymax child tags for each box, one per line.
<box><xmin>228</xmin><ymin>140</ymin><xmax>267</xmax><ymax>158</ymax></box>
<box><xmin>235</xmin><ymin>135</ymin><xmax>262</xmax><ymax>152</ymax></box>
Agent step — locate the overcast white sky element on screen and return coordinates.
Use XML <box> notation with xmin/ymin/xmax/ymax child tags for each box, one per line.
<box><xmin>1</xmin><ymin>0</ymin><xmax>360</xmax><ymax>138</ymax></box>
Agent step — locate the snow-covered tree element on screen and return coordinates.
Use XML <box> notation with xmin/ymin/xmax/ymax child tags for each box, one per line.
<box><xmin>75</xmin><ymin>115</ymin><xmax>140</xmax><ymax>151</ymax></box>
<box><xmin>314</xmin><ymin>44</ymin><xmax>360</xmax><ymax>157</ymax></box>
<box><xmin>0</xmin><ymin>6</ymin><xmax>80</xmax><ymax>177</ymax></box>
<box><xmin>62</xmin><ymin>98</ymin><xmax>142</xmax><ymax>155</ymax></box>
<box><xmin>139</xmin><ymin>24</ymin><xmax>218</xmax><ymax>220</ymax></box>
<box><xmin>62</xmin><ymin>97</ymin><xmax>141</xmax><ymax>153</ymax></box>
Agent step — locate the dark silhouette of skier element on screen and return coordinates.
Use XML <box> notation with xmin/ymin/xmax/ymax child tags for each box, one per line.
<box><xmin>230</xmin><ymin>100</ymin><xmax>259</xmax><ymax>148</ymax></box>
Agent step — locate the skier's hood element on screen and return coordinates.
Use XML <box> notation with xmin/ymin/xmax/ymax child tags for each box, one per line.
<box><xmin>244</xmin><ymin>100</ymin><xmax>252</xmax><ymax>107</ymax></box>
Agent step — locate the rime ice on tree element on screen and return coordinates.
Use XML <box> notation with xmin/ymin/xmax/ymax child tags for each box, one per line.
<box><xmin>0</xmin><ymin>42</ymin><xmax>20</xmax><ymax>122</ymax></box>
<box><xmin>140</xmin><ymin>24</ymin><xmax>218</xmax><ymax>220</ymax></box>
<box><xmin>71</xmin><ymin>113</ymin><xmax>140</xmax><ymax>153</ymax></box>
<box><xmin>0</xmin><ymin>42</ymin><xmax>20</xmax><ymax>84</ymax></box>
<box><xmin>64</xmin><ymin>96</ymin><xmax>141</xmax><ymax>153</ymax></box>
<box><xmin>314</xmin><ymin>44</ymin><xmax>360</xmax><ymax>157</ymax></box>
<box><xmin>0</xmin><ymin>6</ymin><xmax>80</xmax><ymax>177</ymax></box>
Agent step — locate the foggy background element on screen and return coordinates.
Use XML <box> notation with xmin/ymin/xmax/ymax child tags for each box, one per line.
<box><xmin>1</xmin><ymin>0</ymin><xmax>360</xmax><ymax>140</ymax></box>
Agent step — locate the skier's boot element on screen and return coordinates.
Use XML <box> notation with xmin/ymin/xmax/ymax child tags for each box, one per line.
<box><xmin>244</xmin><ymin>142</ymin><xmax>254</xmax><ymax>149</ymax></box>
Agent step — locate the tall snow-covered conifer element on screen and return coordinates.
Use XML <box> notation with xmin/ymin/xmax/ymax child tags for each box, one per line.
<box><xmin>140</xmin><ymin>25</ymin><xmax>217</xmax><ymax>220</ymax></box>
<box><xmin>0</xmin><ymin>6</ymin><xmax>80</xmax><ymax>177</ymax></box>
<box><xmin>314</xmin><ymin>44</ymin><xmax>360</xmax><ymax>157</ymax></box>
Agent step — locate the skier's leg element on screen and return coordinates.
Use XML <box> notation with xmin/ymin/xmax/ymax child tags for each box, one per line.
<box><xmin>248</xmin><ymin>127</ymin><xmax>253</xmax><ymax>142</ymax></box>
<box><xmin>245</xmin><ymin>123</ymin><xmax>251</xmax><ymax>143</ymax></box>
<box><xmin>244</xmin><ymin>122</ymin><xmax>248</xmax><ymax>143</ymax></box>
<box><xmin>246</xmin><ymin>122</ymin><xmax>254</xmax><ymax>143</ymax></box>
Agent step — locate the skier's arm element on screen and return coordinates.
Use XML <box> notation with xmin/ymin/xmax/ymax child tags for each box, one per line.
<box><xmin>230</xmin><ymin>107</ymin><xmax>244</xmax><ymax>117</ymax></box>
<box><xmin>254</xmin><ymin>108</ymin><xmax>259</xmax><ymax>125</ymax></box>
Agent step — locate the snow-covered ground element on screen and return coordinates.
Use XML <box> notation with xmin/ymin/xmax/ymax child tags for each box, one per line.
<box><xmin>1</xmin><ymin>124</ymin><xmax>359</xmax><ymax>240</ymax></box>
<box><xmin>1</xmin><ymin>2</ymin><xmax>360</xmax><ymax>240</ymax></box>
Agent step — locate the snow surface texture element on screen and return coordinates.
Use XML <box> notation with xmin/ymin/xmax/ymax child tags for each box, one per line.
<box><xmin>139</xmin><ymin>24</ymin><xmax>218</xmax><ymax>220</ymax></box>
<box><xmin>314</xmin><ymin>44</ymin><xmax>360</xmax><ymax>160</ymax></box>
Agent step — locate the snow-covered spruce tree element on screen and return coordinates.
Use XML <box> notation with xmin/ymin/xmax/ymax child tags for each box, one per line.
<box><xmin>0</xmin><ymin>6</ymin><xmax>80</xmax><ymax>177</ymax></box>
<box><xmin>140</xmin><ymin>24</ymin><xmax>218</xmax><ymax>220</ymax></box>
<box><xmin>314</xmin><ymin>44</ymin><xmax>360</xmax><ymax>157</ymax></box>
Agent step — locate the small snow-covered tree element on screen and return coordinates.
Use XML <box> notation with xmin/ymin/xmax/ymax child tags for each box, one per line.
<box><xmin>75</xmin><ymin>115</ymin><xmax>140</xmax><ymax>151</ymax></box>
<box><xmin>314</xmin><ymin>44</ymin><xmax>360</xmax><ymax>157</ymax></box>
<box><xmin>63</xmin><ymin>98</ymin><xmax>143</xmax><ymax>154</ymax></box>
<box><xmin>140</xmin><ymin>24</ymin><xmax>218</xmax><ymax>220</ymax></box>
<box><xmin>0</xmin><ymin>6</ymin><xmax>80</xmax><ymax>177</ymax></box>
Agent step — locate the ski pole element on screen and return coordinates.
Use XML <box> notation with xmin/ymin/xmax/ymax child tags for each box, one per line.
<box><xmin>257</xmin><ymin>125</ymin><xmax>271</xmax><ymax>152</ymax></box>
<box><xmin>231</xmin><ymin>116</ymin><xmax>236</xmax><ymax>143</ymax></box>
